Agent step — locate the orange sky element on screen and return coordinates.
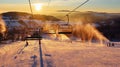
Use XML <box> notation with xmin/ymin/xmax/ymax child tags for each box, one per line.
<box><xmin>0</xmin><ymin>0</ymin><xmax>120</xmax><ymax>15</ymax></box>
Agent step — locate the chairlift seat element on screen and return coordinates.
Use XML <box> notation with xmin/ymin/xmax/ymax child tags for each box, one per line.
<box><xmin>25</xmin><ymin>36</ymin><xmax>42</xmax><ymax>40</ymax></box>
<box><xmin>58</xmin><ymin>32</ymin><xmax>72</xmax><ymax>34</ymax></box>
<box><xmin>58</xmin><ymin>24</ymin><xmax>73</xmax><ymax>34</ymax></box>
<box><xmin>25</xmin><ymin>29</ymin><xmax>42</xmax><ymax>40</ymax></box>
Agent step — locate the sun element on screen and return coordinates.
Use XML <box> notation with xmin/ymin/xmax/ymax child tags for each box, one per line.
<box><xmin>34</xmin><ymin>3</ymin><xmax>42</xmax><ymax>11</ymax></box>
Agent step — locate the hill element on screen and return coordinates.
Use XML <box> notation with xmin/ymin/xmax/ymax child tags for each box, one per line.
<box><xmin>66</xmin><ymin>11</ymin><xmax>120</xmax><ymax>23</ymax></box>
<box><xmin>1</xmin><ymin>11</ymin><xmax>61</xmax><ymax>21</ymax></box>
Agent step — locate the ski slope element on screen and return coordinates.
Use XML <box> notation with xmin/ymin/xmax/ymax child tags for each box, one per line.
<box><xmin>0</xmin><ymin>39</ymin><xmax>120</xmax><ymax>67</ymax></box>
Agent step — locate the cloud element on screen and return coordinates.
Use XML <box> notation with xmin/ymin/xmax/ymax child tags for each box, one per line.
<box><xmin>57</xmin><ymin>10</ymin><xmax>79</xmax><ymax>12</ymax></box>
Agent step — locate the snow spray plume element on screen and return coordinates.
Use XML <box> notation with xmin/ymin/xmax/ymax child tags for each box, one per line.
<box><xmin>72</xmin><ymin>23</ymin><xmax>109</xmax><ymax>44</ymax></box>
<box><xmin>0</xmin><ymin>16</ymin><xmax>6</xmax><ymax>33</ymax></box>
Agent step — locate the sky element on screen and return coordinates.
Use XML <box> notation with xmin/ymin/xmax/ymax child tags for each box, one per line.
<box><xmin>0</xmin><ymin>0</ymin><xmax>120</xmax><ymax>15</ymax></box>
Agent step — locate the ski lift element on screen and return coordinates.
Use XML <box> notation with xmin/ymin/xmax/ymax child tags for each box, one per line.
<box><xmin>25</xmin><ymin>28</ymin><xmax>42</xmax><ymax>40</ymax></box>
<box><xmin>25</xmin><ymin>0</ymin><xmax>42</xmax><ymax>40</ymax></box>
<box><xmin>58</xmin><ymin>14</ymin><xmax>73</xmax><ymax>34</ymax></box>
<box><xmin>58</xmin><ymin>24</ymin><xmax>73</xmax><ymax>34</ymax></box>
<box><xmin>58</xmin><ymin>0</ymin><xmax>89</xmax><ymax>34</ymax></box>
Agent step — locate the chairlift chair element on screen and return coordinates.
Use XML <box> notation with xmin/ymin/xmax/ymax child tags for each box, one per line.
<box><xmin>57</xmin><ymin>0</ymin><xmax>89</xmax><ymax>35</ymax></box>
<box><xmin>25</xmin><ymin>28</ymin><xmax>42</xmax><ymax>40</ymax></box>
<box><xmin>58</xmin><ymin>24</ymin><xmax>73</xmax><ymax>34</ymax></box>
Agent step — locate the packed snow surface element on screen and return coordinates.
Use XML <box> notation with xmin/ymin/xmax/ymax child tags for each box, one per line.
<box><xmin>0</xmin><ymin>39</ymin><xmax>120</xmax><ymax>67</ymax></box>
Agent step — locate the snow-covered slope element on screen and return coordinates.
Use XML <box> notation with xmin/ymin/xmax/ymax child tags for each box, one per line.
<box><xmin>0</xmin><ymin>39</ymin><xmax>120</xmax><ymax>67</ymax></box>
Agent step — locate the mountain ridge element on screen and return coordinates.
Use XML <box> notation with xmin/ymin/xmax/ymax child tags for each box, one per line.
<box><xmin>1</xmin><ymin>11</ymin><xmax>61</xmax><ymax>21</ymax></box>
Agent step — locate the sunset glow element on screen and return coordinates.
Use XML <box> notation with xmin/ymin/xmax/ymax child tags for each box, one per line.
<box><xmin>0</xmin><ymin>0</ymin><xmax>120</xmax><ymax>14</ymax></box>
<box><xmin>34</xmin><ymin>3</ymin><xmax>42</xmax><ymax>11</ymax></box>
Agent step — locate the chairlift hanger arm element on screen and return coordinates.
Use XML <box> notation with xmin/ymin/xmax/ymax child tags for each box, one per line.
<box><xmin>66</xmin><ymin>14</ymin><xmax>69</xmax><ymax>24</ymax></box>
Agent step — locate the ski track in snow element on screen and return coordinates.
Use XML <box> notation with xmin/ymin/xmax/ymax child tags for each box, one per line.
<box><xmin>0</xmin><ymin>39</ymin><xmax>120</xmax><ymax>67</ymax></box>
